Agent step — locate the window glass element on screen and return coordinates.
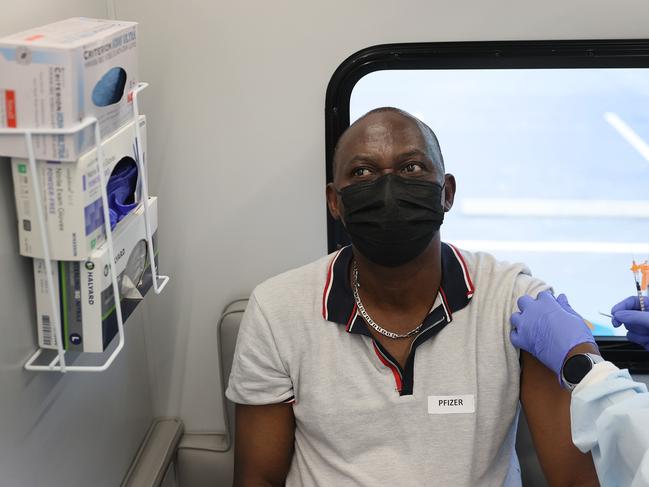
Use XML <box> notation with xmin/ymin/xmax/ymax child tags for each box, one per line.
<box><xmin>351</xmin><ymin>69</ymin><xmax>649</xmax><ymax>337</ymax></box>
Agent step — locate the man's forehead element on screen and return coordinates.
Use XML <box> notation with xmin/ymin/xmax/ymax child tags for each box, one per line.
<box><xmin>339</xmin><ymin>112</ymin><xmax>428</xmax><ymax>154</ymax></box>
<box><xmin>332</xmin><ymin>109</ymin><xmax>445</xmax><ymax>180</ymax></box>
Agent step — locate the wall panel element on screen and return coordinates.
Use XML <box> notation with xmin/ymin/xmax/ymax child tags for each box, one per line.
<box><xmin>0</xmin><ymin>3</ymin><xmax>154</xmax><ymax>486</ymax></box>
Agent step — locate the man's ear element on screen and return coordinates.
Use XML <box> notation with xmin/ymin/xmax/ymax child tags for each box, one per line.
<box><xmin>442</xmin><ymin>174</ymin><xmax>456</xmax><ymax>212</ymax></box>
<box><xmin>326</xmin><ymin>183</ymin><xmax>342</xmax><ymax>220</ymax></box>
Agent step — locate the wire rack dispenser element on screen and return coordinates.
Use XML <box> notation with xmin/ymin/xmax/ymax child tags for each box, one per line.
<box><xmin>0</xmin><ymin>82</ymin><xmax>169</xmax><ymax>372</ymax></box>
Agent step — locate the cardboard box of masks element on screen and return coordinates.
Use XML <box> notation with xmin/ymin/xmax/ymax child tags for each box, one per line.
<box><xmin>0</xmin><ymin>17</ymin><xmax>138</xmax><ymax>160</ymax></box>
<box><xmin>11</xmin><ymin>115</ymin><xmax>146</xmax><ymax>261</ymax></box>
<box><xmin>33</xmin><ymin>196</ymin><xmax>158</xmax><ymax>353</ymax></box>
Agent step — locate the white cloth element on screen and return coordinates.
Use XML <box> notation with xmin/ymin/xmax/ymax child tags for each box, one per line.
<box><xmin>571</xmin><ymin>362</ymin><xmax>649</xmax><ymax>487</ymax></box>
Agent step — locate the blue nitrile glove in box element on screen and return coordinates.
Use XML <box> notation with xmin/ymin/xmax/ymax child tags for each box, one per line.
<box><xmin>106</xmin><ymin>159</ymin><xmax>139</xmax><ymax>229</ymax></box>
<box><xmin>510</xmin><ymin>291</ymin><xmax>597</xmax><ymax>380</ymax></box>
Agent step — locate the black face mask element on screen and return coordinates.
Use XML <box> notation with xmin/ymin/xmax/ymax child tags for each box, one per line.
<box><xmin>337</xmin><ymin>173</ymin><xmax>445</xmax><ymax>267</ymax></box>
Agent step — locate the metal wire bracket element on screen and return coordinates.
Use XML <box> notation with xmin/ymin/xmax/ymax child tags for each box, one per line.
<box><xmin>0</xmin><ymin>82</ymin><xmax>169</xmax><ymax>372</ymax></box>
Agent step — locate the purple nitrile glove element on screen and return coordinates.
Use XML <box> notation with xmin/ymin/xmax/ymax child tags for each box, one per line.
<box><xmin>556</xmin><ymin>293</ymin><xmax>580</xmax><ymax>317</ymax></box>
<box><xmin>611</xmin><ymin>296</ymin><xmax>649</xmax><ymax>350</ymax></box>
<box><xmin>106</xmin><ymin>161</ymin><xmax>138</xmax><ymax>229</ymax></box>
<box><xmin>510</xmin><ymin>290</ymin><xmax>596</xmax><ymax>380</ymax></box>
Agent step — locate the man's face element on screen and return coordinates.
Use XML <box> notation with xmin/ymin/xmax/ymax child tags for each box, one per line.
<box><xmin>326</xmin><ymin>111</ymin><xmax>456</xmax><ymax>222</ymax></box>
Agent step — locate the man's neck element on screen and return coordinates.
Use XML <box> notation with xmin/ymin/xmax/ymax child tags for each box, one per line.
<box><xmin>352</xmin><ymin>237</ymin><xmax>442</xmax><ymax>312</ymax></box>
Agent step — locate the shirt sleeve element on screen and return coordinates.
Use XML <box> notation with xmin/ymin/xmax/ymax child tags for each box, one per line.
<box><xmin>571</xmin><ymin>362</ymin><xmax>649</xmax><ymax>487</ymax></box>
<box><xmin>509</xmin><ymin>271</ymin><xmax>552</xmax><ymax>316</ymax></box>
<box><xmin>225</xmin><ymin>292</ymin><xmax>295</xmax><ymax>405</ymax></box>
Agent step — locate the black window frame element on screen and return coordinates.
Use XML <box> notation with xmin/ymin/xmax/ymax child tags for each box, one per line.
<box><xmin>324</xmin><ymin>40</ymin><xmax>649</xmax><ymax>371</ymax></box>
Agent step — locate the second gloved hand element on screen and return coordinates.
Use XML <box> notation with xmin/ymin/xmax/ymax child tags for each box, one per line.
<box><xmin>611</xmin><ymin>296</ymin><xmax>649</xmax><ymax>350</ymax></box>
<box><xmin>510</xmin><ymin>291</ymin><xmax>596</xmax><ymax>380</ymax></box>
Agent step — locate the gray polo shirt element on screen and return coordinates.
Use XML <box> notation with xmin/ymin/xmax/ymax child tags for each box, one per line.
<box><xmin>226</xmin><ymin>243</ymin><xmax>549</xmax><ymax>486</ymax></box>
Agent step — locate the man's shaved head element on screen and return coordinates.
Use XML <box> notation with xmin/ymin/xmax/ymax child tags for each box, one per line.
<box><xmin>326</xmin><ymin>105</ymin><xmax>457</xmax><ymax>240</ymax></box>
<box><xmin>332</xmin><ymin>107</ymin><xmax>444</xmax><ymax>181</ymax></box>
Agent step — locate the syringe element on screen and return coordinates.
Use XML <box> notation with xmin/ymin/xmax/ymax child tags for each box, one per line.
<box><xmin>635</xmin><ymin>280</ymin><xmax>646</xmax><ymax>312</ymax></box>
<box><xmin>631</xmin><ymin>260</ymin><xmax>646</xmax><ymax>312</ymax></box>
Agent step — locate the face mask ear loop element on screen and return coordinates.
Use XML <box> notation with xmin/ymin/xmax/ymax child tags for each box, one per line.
<box><xmin>332</xmin><ymin>186</ymin><xmax>345</xmax><ymax>224</ymax></box>
<box><xmin>440</xmin><ymin>182</ymin><xmax>449</xmax><ymax>211</ymax></box>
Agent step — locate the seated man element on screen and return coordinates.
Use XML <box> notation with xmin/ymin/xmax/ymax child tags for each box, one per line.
<box><xmin>226</xmin><ymin>107</ymin><xmax>599</xmax><ymax>486</ymax></box>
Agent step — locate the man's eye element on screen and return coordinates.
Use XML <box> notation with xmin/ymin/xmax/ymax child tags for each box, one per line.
<box><xmin>352</xmin><ymin>167</ymin><xmax>372</xmax><ymax>177</ymax></box>
<box><xmin>402</xmin><ymin>162</ymin><xmax>423</xmax><ymax>174</ymax></box>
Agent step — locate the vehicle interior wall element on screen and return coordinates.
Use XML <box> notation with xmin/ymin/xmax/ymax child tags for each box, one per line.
<box><xmin>2</xmin><ymin>1</ymin><xmax>649</xmax><ymax>485</ymax></box>
<box><xmin>114</xmin><ymin>0</ymin><xmax>649</xmax><ymax>434</ymax></box>
<box><xmin>0</xmin><ymin>3</ymin><xmax>155</xmax><ymax>486</ymax></box>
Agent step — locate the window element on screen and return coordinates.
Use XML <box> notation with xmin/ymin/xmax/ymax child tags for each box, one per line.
<box><xmin>326</xmin><ymin>41</ymin><xmax>649</xmax><ymax>368</ymax></box>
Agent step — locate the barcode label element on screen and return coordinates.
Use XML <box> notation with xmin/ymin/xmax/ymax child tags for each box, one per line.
<box><xmin>41</xmin><ymin>314</ymin><xmax>55</xmax><ymax>347</ymax></box>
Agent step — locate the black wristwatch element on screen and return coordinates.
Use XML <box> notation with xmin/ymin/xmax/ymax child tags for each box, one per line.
<box><xmin>561</xmin><ymin>353</ymin><xmax>604</xmax><ymax>391</ymax></box>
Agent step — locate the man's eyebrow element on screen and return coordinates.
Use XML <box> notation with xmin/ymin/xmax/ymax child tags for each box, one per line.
<box><xmin>344</xmin><ymin>155</ymin><xmax>376</xmax><ymax>166</ymax></box>
<box><xmin>397</xmin><ymin>149</ymin><xmax>430</xmax><ymax>160</ymax></box>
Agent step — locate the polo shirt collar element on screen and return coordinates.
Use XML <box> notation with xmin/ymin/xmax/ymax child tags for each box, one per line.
<box><xmin>321</xmin><ymin>242</ymin><xmax>475</xmax><ymax>332</ymax></box>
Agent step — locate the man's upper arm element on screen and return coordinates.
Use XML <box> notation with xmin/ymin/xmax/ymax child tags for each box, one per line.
<box><xmin>521</xmin><ymin>351</ymin><xmax>599</xmax><ymax>487</ymax></box>
<box><xmin>234</xmin><ymin>403</ymin><xmax>295</xmax><ymax>487</ymax></box>
<box><xmin>509</xmin><ymin>269</ymin><xmax>598</xmax><ymax>485</ymax></box>
<box><xmin>226</xmin><ymin>292</ymin><xmax>297</xmax><ymax>486</ymax></box>
<box><xmin>226</xmin><ymin>293</ymin><xmax>295</xmax><ymax>405</ymax></box>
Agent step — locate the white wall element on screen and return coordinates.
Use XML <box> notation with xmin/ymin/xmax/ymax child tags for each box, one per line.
<box><xmin>0</xmin><ymin>3</ymin><xmax>154</xmax><ymax>486</ymax></box>
<box><xmin>0</xmin><ymin>0</ymin><xmax>108</xmax><ymax>34</ymax></box>
<box><xmin>113</xmin><ymin>0</ymin><xmax>649</xmax><ymax>432</ymax></box>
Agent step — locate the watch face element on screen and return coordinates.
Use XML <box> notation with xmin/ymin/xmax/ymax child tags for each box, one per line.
<box><xmin>563</xmin><ymin>354</ymin><xmax>593</xmax><ymax>385</ymax></box>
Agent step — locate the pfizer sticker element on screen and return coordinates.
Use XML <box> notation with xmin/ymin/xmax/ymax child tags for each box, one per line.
<box><xmin>428</xmin><ymin>395</ymin><xmax>475</xmax><ymax>414</ymax></box>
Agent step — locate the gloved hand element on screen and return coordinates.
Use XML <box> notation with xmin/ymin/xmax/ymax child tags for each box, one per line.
<box><xmin>611</xmin><ymin>296</ymin><xmax>649</xmax><ymax>350</ymax></box>
<box><xmin>556</xmin><ymin>293</ymin><xmax>580</xmax><ymax>317</ymax></box>
<box><xmin>510</xmin><ymin>290</ymin><xmax>596</xmax><ymax>380</ymax></box>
